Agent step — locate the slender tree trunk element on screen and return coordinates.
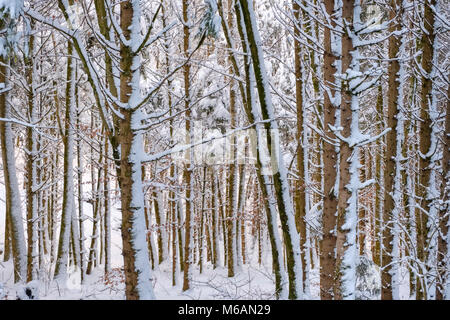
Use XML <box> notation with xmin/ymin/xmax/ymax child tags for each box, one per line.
<box><xmin>436</xmin><ymin>85</ymin><xmax>449</xmax><ymax>299</ymax></box>
<box><xmin>76</xmin><ymin>108</ymin><xmax>86</xmax><ymax>281</ymax></box>
<box><xmin>153</xmin><ymin>189</ymin><xmax>164</xmax><ymax>264</ymax></box>
<box><xmin>292</xmin><ymin>0</ymin><xmax>308</xmax><ymax>295</ymax></box>
<box><xmin>219</xmin><ymin>0</ymin><xmax>287</xmax><ymax>297</ymax></box>
<box><xmin>182</xmin><ymin>0</ymin><xmax>194</xmax><ymax>292</ymax></box>
<box><xmin>225</xmin><ymin>0</ymin><xmax>239</xmax><ymax>279</ymax></box>
<box><xmin>104</xmin><ymin>139</ymin><xmax>111</xmax><ymax>275</ymax></box>
<box><xmin>118</xmin><ymin>0</ymin><xmax>155</xmax><ymax>300</ymax></box>
<box><xmin>54</xmin><ymin>35</ymin><xmax>76</xmax><ymax>280</ymax></box>
<box><xmin>335</xmin><ymin>0</ymin><xmax>361</xmax><ymax>300</ymax></box>
<box><xmin>3</xmin><ymin>201</ymin><xmax>11</xmax><ymax>262</ymax></box>
<box><xmin>320</xmin><ymin>0</ymin><xmax>340</xmax><ymax>300</ymax></box>
<box><xmin>211</xmin><ymin>169</ymin><xmax>221</xmax><ymax>268</ymax></box>
<box><xmin>372</xmin><ymin>86</ymin><xmax>383</xmax><ymax>267</ymax></box>
<box><xmin>0</xmin><ymin>50</ymin><xmax>27</xmax><ymax>284</ymax></box>
<box><xmin>238</xmin><ymin>0</ymin><xmax>303</xmax><ymax>299</ymax></box>
<box><xmin>24</xmin><ymin>22</ymin><xmax>39</xmax><ymax>281</ymax></box>
<box><xmin>358</xmin><ymin>153</ymin><xmax>366</xmax><ymax>257</ymax></box>
<box><xmin>416</xmin><ymin>0</ymin><xmax>437</xmax><ymax>300</ymax></box>
<box><xmin>382</xmin><ymin>0</ymin><xmax>403</xmax><ymax>300</ymax></box>
<box><xmin>144</xmin><ymin>193</ymin><xmax>156</xmax><ymax>271</ymax></box>
<box><xmin>87</xmin><ymin>143</ymin><xmax>103</xmax><ymax>275</ymax></box>
<box><xmin>237</xmin><ymin>138</ymin><xmax>248</xmax><ymax>265</ymax></box>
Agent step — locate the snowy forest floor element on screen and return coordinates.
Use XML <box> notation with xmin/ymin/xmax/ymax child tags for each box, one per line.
<box><xmin>0</xmin><ymin>259</ymin><xmax>279</xmax><ymax>300</ymax></box>
<box><xmin>0</xmin><ymin>256</ymin><xmax>413</xmax><ymax>300</ymax></box>
<box><xmin>0</xmin><ymin>245</ymin><xmax>413</xmax><ymax>300</ymax></box>
<box><xmin>0</xmin><ymin>191</ymin><xmax>412</xmax><ymax>300</ymax></box>
<box><xmin>0</xmin><ymin>196</ymin><xmax>282</xmax><ymax>300</ymax></box>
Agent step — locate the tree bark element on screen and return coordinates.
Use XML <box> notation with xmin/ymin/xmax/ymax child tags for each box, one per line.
<box><xmin>416</xmin><ymin>0</ymin><xmax>437</xmax><ymax>300</ymax></box>
<box><xmin>182</xmin><ymin>0</ymin><xmax>194</xmax><ymax>292</ymax></box>
<box><xmin>118</xmin><ymin>0</ymin><xmax>155</xmax><ymax>300</ymax></box>
<box><xmin>54</xmin><ymin>33</ymin><xmax>77</xmax><ymax>280</ymax></box>
<box><xmin>382</xmin><ymin>0</ymin><xmax>403</xmax><ymax>300</ymax></box>
<box><xmin>320</xmin><ymin>0</ymin><xmax>340</xmax><ymax>300</ymax></box>
<box><xmin>0</xmin><ymin>48</ymin><xmax>27</xmax><ymax>284</ymax></box>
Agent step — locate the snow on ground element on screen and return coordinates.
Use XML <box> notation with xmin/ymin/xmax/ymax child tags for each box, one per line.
<box><xmin>0</xmin><ymin>182</ymin><xmax>413</xmax><ymax>300</ymax></box>
<box><xmin>0</xmin><ymin>196</ymin><xmax>280</xmax><ymax>300</ymax></box>
<box><xmin>0</xmin><ymin>255</ymin><xmax>280</xmax><ymax>300</ymax></box>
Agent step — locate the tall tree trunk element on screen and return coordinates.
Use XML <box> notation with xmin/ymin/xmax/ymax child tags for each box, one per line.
<box><xmin>24</xmin><ymin>21</ymin><xmax>39</xmax><ymax>282</ymax></box>
<box><xmin>320</xmin><ymin>0</ymin><xmax>340</xmax><ymax>300</ymax></box>
<box><xmin>416</xmin><ymin>0</ymin><xmax>437</xmax><ymax>300</ymax></box>
<box><xmin>436</xmin><ymin>85</ymin><xmax>449</xmax><ymax>299</ymax></box>
<box><xmin>118</xmin><ymin>0</ymin><xmax>155</xmax><ymax>300</ymax></box>
<box><xmin>382</xmin><ymin>0</ymin><xmax>403</xmax><ymax>300</ymax></box>
<box><xmin>182</xmin><ymin>0</ymin><xmax>194</xmax><ymax>292</ymax></box>
<box><xmin>87</xmin><ymin>140</ymin><xmax>103</xmax><ymax>275</ymax></box>
<box><xmin>335</xmin><ymin>0</ymin><xmax>361</xmax><ymax>300</ymax></box>
<box><xmin>225</xmin><ymin>0</ymin><xmax>238</xmax><ymax>279</ymax></box>
<box><xmin>238</xmin><ymin>0</ymin><xmax>303</xmax><ymax>299</ymax></box>
<box><xmin>372</xmin><ymin>86</ymin><xmax>383</xmax><ymax>267</ymax></box>
<box><xmin>54</xmin><ymin>34</ymin><xmax>76</xmax><ymax>280</ymax></box>
<box><xmin>292</xmin><ymin>0</ymin><xmax>308</xmax><ymax>295</ymax></box>
<box><xmin>76</xmin><ymin>108</ymin><xmax>86</xmax><ymax>281</ymax></box>
<box><xmin>0</xmin><ymin>48</ymin><xmax>27</xmax><ymax>284</ymax></box>
<box><xmin>220</xmin><ymin>0</ymin><xmax>288</xmax><ymax>297</ymax></box>
<box><xmin>211</xmin><ymin>169</ymin><xmax>222</xmax><ymax>268</ymax></box>
<box><xmin>153</xmin><ymin>189</ymin><xmax>165</xmax><ymax>264</ymax></box>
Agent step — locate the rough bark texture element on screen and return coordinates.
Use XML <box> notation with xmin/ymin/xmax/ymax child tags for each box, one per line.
<box><xmin>119</xmin><ymin>0</ymin><xmax>155</xmax><ymax>300</ymax></box>
<box><xmin>182</xmin><ymin>0</ymin><xmax>194</xmax><ymax>292</ymax></box>
<box><xmin>24</xmin><ymin>24</ymin><xmax>39</xmax><ymax>281</ymax></box>
<box><xmin>372</xmin><ymin>86</ymin><xmax>383</xmax><ymax>267</ymax></box>
<box><xmin>320</xmin><ymin>0</ymin><xmax>339</xmax><ymax>300</ymax></box>
<box><xmin>436</xmin><ymin>85</ymin><xmax>449</xmax><ymax>299</ymax></box>
<box><xmin>336</xmin><ymin>0</ymin><xmax>359</xmax><ymax>300</ymax></box>
<box><xmin>382</xmin><ymin>0</ymin><xmax>402</xmax><ymax>300</ymax></box>
<box><xmin>54</xmin><ymin>36</ymin><xmax>76</xmax><ymax>279</ymax></box>
<box><xmin>416</xmin><ymin>0</ymin><xmax>436</xmax><ymax>300</ymax></box>
<box><xmin>0</xmin><ymin>48</ymin><xmax>27</xmax><ymax>283</ymax></box>
<box><xmin>292</xmin><ymin>0</ymin><xmax>308</xmax><ymax>292</ymax></box>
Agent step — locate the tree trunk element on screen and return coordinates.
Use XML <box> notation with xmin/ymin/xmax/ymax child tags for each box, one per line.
<box><xmin>181</xmin><ymin>0</ymin><xmax>194</xmax><ymax>293</ymax></box>
<box><xmin>0</xmin><ymin>50</ymin><xmax>26</xmax><ymax>284</ymax></box>
<box><xmin>320</xmin><ymin>0</ymin><xmax>340</xmax><ymax>300</ymax></box>
<box><xmin>24</xmin><ymin>22</ymin><xmax>39</xmax><ymax>282</ymax></box>
<box><xmin>118</xmin><ymin>0</ymin><xmax>155</xmax><ymax>300</ymax></box>
<box><xmin>292</xmin><ymin>0</ymin><xmax>308</xmax><ymax>295</ymax></box>
<box><xmin>416</xmin><ymin>0</ymin><xmax>437</xmax><ymax>300</ymax></box>
<box><xmin>436</xmin><ymin>84</ymin><xmax>449</xmax><ymax>299</ymax></box>
<box><xmin>238</xmin><ymin>0</ymin><xmax>303</xmax><ymax>299</ymax></box>
<box><xmin>335</xmin><ymin>0</ymin><xmax>360</xmax><ymax>300</ymax></box>
<box><xmin>54</xmin><ymin>35</ymin><xmax>76</xmax><ymax>280</ymax></box>
<box><xmin>382</xmin><ymin>0</ymin><xmax>403</xmax><ymax>300</ymax></box>
<box><xmin>372</xmin><ymin>86</ymin><xmax>383</xmax><ymax>267</ymax></box>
